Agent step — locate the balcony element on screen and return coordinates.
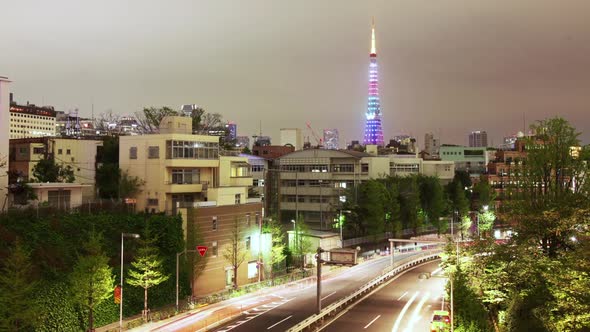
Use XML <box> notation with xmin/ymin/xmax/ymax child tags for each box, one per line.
<box><xmin>164</xmin><ymin>159</ymin><xmax>218</xmax><ymax>168</ymax></box>
<box><xmin>229</xmin><ymin>176</ymin><xmax>253</xmax><ymax>187</ymax></box>
<box><xmin>164</xmin><ymin>181</ymin><xmax>204</xmax><ymax>193</ymax></box>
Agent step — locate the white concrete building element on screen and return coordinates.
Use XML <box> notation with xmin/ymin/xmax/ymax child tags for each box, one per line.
<box><xmin>280</xmin><ymin>128</ymin><xmax>303</xmax><ymax>150</ymax></box>
<box><xmin>0</xmin><ymin>76</ymin><xmax>10</xmax><ymax>210</ymax></box>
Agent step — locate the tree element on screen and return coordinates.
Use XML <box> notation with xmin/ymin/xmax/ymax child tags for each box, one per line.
<box><xmin>472</xmin><ymin>179</ymin><xmax>496</xmax><ymax>211</ymax></box>
<box><xmin>357</xmin><ymin>180</ymin><xmax>390</xmax><ymax>236</ymax></box>
<box><xmin>448</xmin><ymin>180</ymin><xmax>470</xmax><ymax>238</ymax></box>
<box><xmin>94</xmin><ymin>110</ymin><xmax>121</xmax><ymax>136</ymax></box>
<box><xmin>223</xmin><ymin>217</ymin><xmax>248</xmax><ymax>289</ymax></box>
<box><xmin>134</xmin><ymin>107</ymin><xmax>179</xmax><ymax>134</ymax></box>
<box><xmin>127</xmin><ymin>231</ymin><xmax>169</xmax><ymax>320</ymax></box>
<box><xmin>32</xmin><ymin>156</ymin><xmax>75</xmax><ymax>183</ymax></box>
<box><xmin>69</xmin><ymin>231</ymin><xmax>114</xmax><ymax>331</ymax></box>
<box><xmin>262</xmin><ymin>217</ymin><xmax>286</xmax><ymax>279</ymax></box>
<box><xmin>506</xmin><ymin>117</ymin><xmax>590</xmax><ymax>256</ymax></box>
<box><xmin>0</xmin><ymin>240</ymin><xmax>41</xmax><ymax>331</ymax></box>
<box><xmin>418</xmin><ymin>175</ymin><xmax>446</xmax><ymax>236</ymax></box>
<box><xmin>95</xmin><ymin>164</ymin><xmax>121</xmax><ymax>199</ymax></box>
<box><xmin>119</xmin><ymin>170</ymin><xmax>145</xmax><ymax>199</ymax></box>
<box><xmin>398</xmin><ymin>176</ymin><xmax>422</xmax><ymax>235</ymax></box>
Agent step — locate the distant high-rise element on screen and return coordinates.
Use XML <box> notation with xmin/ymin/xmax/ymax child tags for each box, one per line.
<box><xmin>226</xmin><ymin>123</ymin><xmax>237</xmax><ymax>141</ymax></box>
<box><xmin>323</xmin><ymin>129</ymin><xmax>339</xmax><ymax>150</ymax></box>
<box><xmin>469</xmin><ymin>131</ymin><xmax>488</xmax><ymax>147</ymax></box>
<box><xmin>280</xmin><ymin>128</ymin><xmax>303</xmax><ymax>150</ymax></box>
<box><xmin>424</xmin><ymin>133</ymin><xmax>440</xmax><ymax>158</ymax></box>
<box><xmin>236</xmin><ymin>136</ymin><xmax>250</xmax><ymax>149</ymax></box>
<box><xmin>363</xmin><ymin>19</ymin><xmax>384</xmax><ymax>146</ymax></box>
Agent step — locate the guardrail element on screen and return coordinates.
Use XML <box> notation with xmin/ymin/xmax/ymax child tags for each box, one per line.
<box><xmin>287</xmin><ymin>250</ymin><xmax>441</xmax><ymax>332</ymax></box>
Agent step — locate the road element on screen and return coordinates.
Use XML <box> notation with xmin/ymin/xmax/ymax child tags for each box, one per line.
<box><xmin>321</xmin><ymin>260</ymin><xmax>446</xmax><ymax>332</ymax></box>
<box><xmin>210</xmin><ymin>250</ymin><xmax>436</xmax><ymax>332</ymax></box>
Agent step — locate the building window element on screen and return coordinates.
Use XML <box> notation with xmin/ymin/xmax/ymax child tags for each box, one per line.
<box><xmin>129</xmin><ymin>147</ymin><xmax>137</xmax><ymax>159</ymax></box>
<box><xmin>166</xmin><ymin>140</ymin><xmax>219</xmax><ymax>159</ymax></box>
<box><xmin>212</xmin><ymin>216</ymin><xmax>218</xmax><ymax>231</ymax></box>
<box><xmin>251</xmin><ymin>165</ymin><xmax>265</xmax><ymax>172</ymax></box>
<box><xmin>361</xmin><ymin>163</ymin><xmax>369</xmax><ymax>173</ymax></box>
<box><xmin>66</xmin><ymin>149</ymin><xmax>71</xmax><ymax>155</ymax></box>
<box><xmin>245</xmin><ymin>236</ymin><xmax>251</xmax><ymax>250</ymax></box>
<box><xmin>33</xmin><ymin>147</ymin><xmax>44</xmax><ymax>154</ymax></box>
<box><xmin>255</xmin><ymin>212</ymin><xmax>260</xmax><ymax>226</ymax></box>
<box><xmin>147</xmin><ymin>198</ymin><xmax>158</xmax><ymax>206</ymax></box>
<box><xmin>212</xmin><ymin>241</ymin><xmax>218</xmax><ymax>257</ymax></box>
<box><xmin>235</xmin><ymin>194</ymin><xmax>241</xmax><ymax>204</ymax></box>
<box><xmin>171</xmin><ymin>169</ymin><xmax>200</xmax><ymax>184</ymax></box>
<box><xmin>246</xmin><ymin>213</ymin><xmax>251</xmax><ymax>226</ymax></box>
<box><xmin>148</xmin><ymin>146</ymin><xmax>159</xmax><ymax>159</ymax></box>
<box><xmin>47</xmin><ymin>190</ymin><xmax>71</xmax><ymax>209</ymax></box>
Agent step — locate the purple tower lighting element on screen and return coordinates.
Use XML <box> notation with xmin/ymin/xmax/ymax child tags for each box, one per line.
<box><xmin>363</xmin><ymin>19</ymin><xmax>384</xmax><ymax>146</ymax></box>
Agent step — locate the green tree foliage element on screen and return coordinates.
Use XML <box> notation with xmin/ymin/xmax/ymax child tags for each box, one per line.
<box><xmin>222</xmin><ymin>217</ymin><xmax>248</xmax><ymax>289</ymax></box>
<box><xmin>127</xmin><ymin>230</ymin><xmax>170</xmax><ymax>320</ymax></box>
<box><xmin>397</xmin><ymin>176</ymin><xmax>422</xmax><ymax>235</ymax></box>
<box><xmin>357</xmin><ymin>179</ymin><xmax>390</xmax><ymax>236</ymax></box>
<box><xmin>506</xmin><ymin>117</ymin><xmax>590</xmax><ymax>256</ymax></box>
<box><xmin>32</xmin><ymin>156</ymin><xmax>75</xmax><ymax>183</ymax></box>
<box><xmin>0</xmin><ymin>240</ymin><xmax>41</xmax><ymax>331</ymax></box>
<box><xmin>69</xmin><ymin>231</ymin><xmax>115</xmax><ymax>331</ymax></box>
<box><xmin>263</xmin><ymin>217</ymin><xmax>286</xmax><ymax>279</ymax></box>
<box><xmin>119</xmin><ymin>170</ymin><xmax>145</xmax><ymax>199</ymax></box>
<box><xmin>96</xmin><ymin>163</ymin><xmax>121</xmax><ymax>199</ymax></box>
<box><xmin>472</xmin><ymin>179</ymin><xmax>496</xmax><ymax>211</ymax></box>
<box><xmin>417</xmin><ymin>175</ymin><xmax>446</xmax><ymax>235</ymax></box>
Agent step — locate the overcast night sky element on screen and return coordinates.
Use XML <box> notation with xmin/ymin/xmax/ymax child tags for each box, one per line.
<box><xmin>2</xmin><ymin>0</ymin><xmax>590</xmax><ymax>146</ymax></box>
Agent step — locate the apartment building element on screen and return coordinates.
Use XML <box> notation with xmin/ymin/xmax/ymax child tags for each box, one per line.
<box><xmin>0</xmin><ymin>77</ymin><xmax>10</xmax><ymax>210</ymax></box>
<box><xmin>182</xmin><ymin>201</ymin><xmax>264</xmax><ymax>295</ymax></box>
<box><xmin>119</xmin><ymin>116</ymin><xmax>254</xmax><ymax>213</ymax></box>
<box><xmin>9</xmin><ymin>137</ymin><xmax>102</xmax><ymax>200</ymax></box>
<box><xmin>274</xmin><ymin>149</ymin><xmax>389</xmax><ymax>228</ymax></box>
<box><xmin>9</xmin><ymin>94</ymin><xmax>56</xmax><ymax>139</ymax></box>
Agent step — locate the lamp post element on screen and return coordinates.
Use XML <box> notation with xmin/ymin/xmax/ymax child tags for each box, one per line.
<box><xmin>338</xmin><ymin>209</ymin><xmax>351</xmax><ymax>248</ymax></box>
<box><xmin>120</xmin><ymin>233</ymin><xmax>140</xmax><ymax>331</ymax></box>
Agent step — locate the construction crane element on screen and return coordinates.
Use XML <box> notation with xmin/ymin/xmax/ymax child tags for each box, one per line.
<box><xmin>306</xmin><ymin>121</ymin><xmax>323</xmax><ymax>148</ymax></box>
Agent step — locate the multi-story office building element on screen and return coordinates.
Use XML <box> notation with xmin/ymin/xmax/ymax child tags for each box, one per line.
<box><xmin>274</xmin><ymin>149</ymin><xmax>389</xmax><ymax>229</ymax></box>
<box><xmin>424</xmin><ymin>133</ymin><xmax>440</xmax><ymax>159</ymax></box>
<box><xmin>388</xmin><ymin>154</ymin><xmax>454</xmax><ymax>184</ymax></box>
<box><xmin>0</xmin><ymin>76</ymin><xmax>10</xmax><ymax>209</ymax></box>
<box><xmin>439</xmin><ymin>145</ymin><xmax>491</xmax><ymax>178</ymax></box>
<box><xmin>9</xmin><ymin>94</ymin><xmax>56</xmax><ymax>139</ymax></box>
<box><xmin>119</xmin><ymin>116</ymin><xmax>254</xmax><ymax>213</ymax></box>
<box><xmin>243</xmin><ymin>153</ymin><xmax>267</xmax><ymax>199</ymax></box>
<box><xmin>226</xmin><ymin>123</ymin><xmax>237</xmax><ymax>141</ymax></box>
<box><xmin>236</xmin><ymin>136</ymin><xmax>250</xmax><ymax>149</ymax></box>
<box><xmin>280</xmin><ymin>128</ymin><xmax>303</xmax><ymax>150</ymax></box>
<box><xmin>252</xmin><ymin>145</ymin><xmax>294</xmax><ymax>159</ymax></box>
<box><xmin>469</xmin><ymin>130</ymin><xmax>488</xmax><ymax>147</ymax></box>
<box><xmin>9</xmin><ymin>137</ymin><xmax>103</xmax><ymax>200</ymax></box>
<box><xmin>323</xmin><ymin>129</ymin><xmax>339</xmax><ymax>150</ymax></box>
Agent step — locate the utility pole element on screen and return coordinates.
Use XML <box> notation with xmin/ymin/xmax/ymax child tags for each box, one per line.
<box><xmin>316</xmin><ymin>247</ymin><xmax>324</xmax><ymax>314</ymax></box>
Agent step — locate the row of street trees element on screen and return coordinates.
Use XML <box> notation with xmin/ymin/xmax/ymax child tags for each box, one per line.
<box><xmin>442</xmin><ymin>117</ymin><xmax>590</xmax><ymax>331</ymax></box>
<box><xmin>340</xmin><ymin>173</ymin><xmax>488</xmax><ymax>239</ymax></box>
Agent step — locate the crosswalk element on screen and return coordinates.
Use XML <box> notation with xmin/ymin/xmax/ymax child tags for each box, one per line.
<box><xmin>215</xmin><ymin>297</ymin><xmax>294</xmax><ymax>332</ymax></box>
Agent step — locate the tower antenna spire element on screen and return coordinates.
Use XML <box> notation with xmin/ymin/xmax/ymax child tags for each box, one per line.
<box><xmin>370</xmin><ymin>17</ymin><xmax>376</xmax><ymax>55</ymax></box>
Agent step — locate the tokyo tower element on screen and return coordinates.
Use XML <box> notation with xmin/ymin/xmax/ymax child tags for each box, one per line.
<box><xmin>363</xmin><ymin>19</ymin><xmax>384</xmax><ymax>146</ymax></box>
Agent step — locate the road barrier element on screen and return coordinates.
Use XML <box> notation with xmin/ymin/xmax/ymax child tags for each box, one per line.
<box><xmin>286</xmin><ymin>250</ymin><xmax>442</xmax><ymax>332</ymax></box>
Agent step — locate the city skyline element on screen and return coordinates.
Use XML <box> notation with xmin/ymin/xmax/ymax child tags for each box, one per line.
<box><xmin>2</xmin><ymin>0</ymin><xmax>590</xmax><ymax>146</ymax></box>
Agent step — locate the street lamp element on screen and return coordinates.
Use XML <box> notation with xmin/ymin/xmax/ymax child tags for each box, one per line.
<box><xmin>338</xmin><ymin>209</ymin><xmax>351</xmax><ymax>248</ymax></box>
<box><xmin>120</xmin><ymin>233</ymin><xmax>140</xmax><ymax>331</ymax></box>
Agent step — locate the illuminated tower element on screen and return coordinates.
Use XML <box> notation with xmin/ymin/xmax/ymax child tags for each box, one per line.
<box><xmin>363</xmin><ymin>19</ymin><xmax>384</xmax><ymax>146</ymax></box>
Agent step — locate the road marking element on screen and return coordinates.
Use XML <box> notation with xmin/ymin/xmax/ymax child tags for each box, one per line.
<box><xmin>321</xmin><ymin>291</ymin><xmax>337</xmax><ymax>301</ymax></box>
<box><xmin>363</xmin><ymin>315</ymin><xmax>381</xmax><ymax>329</ymax></box>
<box><xmin>397</xmin><ymin>291</ymin><xmax>408</xmax><ymax>301</ymax></box>
<box><xmin>392</xmin><ymin>291</ymin><xmax>419</xmax><ymax>332</ymax></box>
<box><xmin>266</xmin><ymin>315</ymin><xmax>293</xmax><ymax>330</ymax></box>
<box><xmin>403</xmin><ymin>292</ymin><xmax>430</xmax><ymax>332</ymax></box>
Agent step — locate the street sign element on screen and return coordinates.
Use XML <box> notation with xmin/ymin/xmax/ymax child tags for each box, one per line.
<box><xmin>197</xmin><ymin>245</ymin><xmax>207</xmax><ymax>257</ymax></box>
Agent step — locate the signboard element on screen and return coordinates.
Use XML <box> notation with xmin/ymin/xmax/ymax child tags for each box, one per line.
<box><xmin>328</xmin><ymin>248</ymin><xmax>358</xmax><ymax>265</ymax></box>
<box><xmin>197</xmin><ymin>245</ymin><xmax>208</xmax><ymax>257</ymax></box>
<box><xmin>114</xmin><ymin>285</ymin><xmax>121</xmax><ymax>304</ymax></box>
<box><xmin>124</xmin><ymin>198</ymin><xmax>137</xmax><ymax>204</ymax></box>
